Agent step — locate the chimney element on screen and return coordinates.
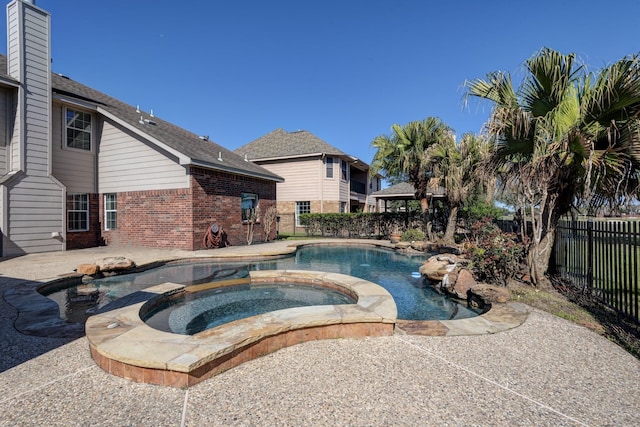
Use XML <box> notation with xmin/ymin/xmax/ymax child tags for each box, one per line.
<box><xmin>6</xmin><ymin>0</ymin><xmax>51</xmax><ymax>175</ymax></box>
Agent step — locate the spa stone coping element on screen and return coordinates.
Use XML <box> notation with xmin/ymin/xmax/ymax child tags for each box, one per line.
<box><xmin>85</xmin><ymin>270</ymin><xmax>397</xmax><ymax>374</ymax></box>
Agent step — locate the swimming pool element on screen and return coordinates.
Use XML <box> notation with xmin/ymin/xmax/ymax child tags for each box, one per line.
<box><xmin>42</xmin><ymin>244</ymin><xmax>478</xmax><ymax>322</ymax></box>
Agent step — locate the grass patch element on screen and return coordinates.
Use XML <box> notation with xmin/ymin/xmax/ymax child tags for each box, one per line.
<box><xmin>509</xmin><ymin>279</ymin><xmax>640</xmax><ymax>360</ymax></box>
<box><xmin>509</xmin><ymin>282</ymin><xmax>605</xmax><ymax>334</ymax></box>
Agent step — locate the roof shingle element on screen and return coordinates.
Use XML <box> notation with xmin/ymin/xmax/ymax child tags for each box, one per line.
<box><xmin>0</xmin><ymin>55</ymin><xmax>282</xmax><ymax>183</ymax></box>
<box><xmin>235</xmin><ymin>128</ymin><xmax>348</xmax><ymax>160</ymax></box>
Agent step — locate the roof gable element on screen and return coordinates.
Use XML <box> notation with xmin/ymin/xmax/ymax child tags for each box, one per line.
<box><xmin>0</xmin><ymin>55</ymin><xmax>283</xmax><ymax>183</ymax></box>
<box><xmin>235</xmin><ymin>128</ymin><xmax>348</xmax><ymax>161</ymax></box>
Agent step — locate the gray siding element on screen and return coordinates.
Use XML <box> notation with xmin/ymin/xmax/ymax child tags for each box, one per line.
<box><xmin>0</xmin><ymin>89</ymin><xmax>7</xmax><ymax>175</ymax></box>
<box><xmin>1</xmin><ymin>1</ymin><xmax>64</xmax><ymax>256</ymax></box>
<box><xmin>98</xmin><ymin>120</ymin><xmax>189</xmax><ymax>193</ymax></box>
<box><xmin>3</xmin><ymin>174</ymin><xmax>64</xmax><ymax>255</ymax></box>
<box><xmin>7</xmin><ymin>3</ymin><xmax>21</xmax><ymax>171</ymax></box>
<box><xmin>51</xmin><ymin>103</ymin><xmax>96</xmax><ymax>192</ymax></box>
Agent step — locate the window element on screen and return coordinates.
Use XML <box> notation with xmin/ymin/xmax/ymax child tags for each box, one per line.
<box><xmin>66</xmin><ymin>108</ymin><xmax>92</xmax><ymax>151</ymax></box>
<box><xmin>340</xmin><ymin>202</ymin><xmax>347</xmax><ymax>213</ymax></box>
<box><xmin>340</xmin><ymin>159</ymin><xmax>348</xmax><ymax>180</ymax></box>
<box><xmin>104</xmin><ymin>194</ymin><xmax>117</xmax><ymax>230</ymax></box>
<box><xmin>67</xmin><ymin>194</ymin><xmax>89</xmax><ymax>231</ymax></box>
<box><xmin>296</xmin><ymin>201</ymin><xmax>310</xmax><ymax>226</ymax></box>
<box><xmin>241</xmin><ymin>193</ymin><xmax>259</xmax><ymax>222</ymax></box>
<box><xmin>325</xmin><ymin>157</ymin><xmax>334</xmax><ymax>178</ymax></box>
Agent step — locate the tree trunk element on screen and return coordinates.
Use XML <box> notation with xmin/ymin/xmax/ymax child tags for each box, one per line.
<box><xmin>526</xmin><ymin>226</ymin><xmax>555</xmax><ymax>290</ymax></box>
<box><xmin>443</xmin><ymin>205</ymin><xmax>458</xmax><ymax>244</ymax></box>
<box><xmin>420</xmin><ymin>197</ymin><xmax>429</xmax><ymax>213</ymax></box>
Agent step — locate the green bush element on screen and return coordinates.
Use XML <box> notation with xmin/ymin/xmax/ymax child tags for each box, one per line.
<box><xmin>298</xmin><ymin>212</ymin><xmax>422</xmax><ymax>238</ymax></box>
<box><xmin>401</xmin><ymin>228</ymin><xmax>425</xmax><ymax>242</ymax></box>
<box><xmin>466</xmin><ymin>217</ymin><xmax>526</xmax><ymax>286</ymax></box>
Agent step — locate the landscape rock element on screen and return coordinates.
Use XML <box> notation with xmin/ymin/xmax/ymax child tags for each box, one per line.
<box><xmin>452</xmin><ymin>268</ymin><xmax>477</xmax><ymax>299</ymax></box>
<box><xmin>394</xmin><ymin>241</ymin><xmax>412</xmax><ymax>250</ymax></box>
<box><xmin>424</xmin><ymin>242</ymin><xmax>461</xmax><ymax>255</ymax></box>
<box><xmin>410</xmin><ymin>240</ymin><xmax>426</xmax><ymax>251</ymax></box>
<box><xmin>75</xmin><ymin>284</ymin><xmax>98</xmax><ymax>296</ymax></box>
<box><xmin>77</xmin><ymin>263</ymin><xmax>100</xmax><ymax>275</ymax></box>
<box><xmin>419</xmin><ymin>254</ymin><xmax>457</xmax><ymax>283</ymax></box>
<box><xmin>467</xmin><ymin>284</ymin><xmax>510</xmax><ymax>310</ymax></box>
<box><xmin>96</xmin><ymin>256</ymin><xmax>136</xmax><ymax>274</ymax></box>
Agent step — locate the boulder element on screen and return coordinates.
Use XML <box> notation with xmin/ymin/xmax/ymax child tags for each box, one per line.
<box><xmin>424</xmin><ymin>243</ymin><xmax>461</xmax><ymax>255</ymax></box>
<box><xmin>419</xmin><ymin>254</ymin><xmax>457</xmax><ymax>283</ymax></box>
<box><xmin>410</xmin><ymin>240</ymin><xmax>426</xmax><ymax>251</ymax></box>
<box><xmin>75</xmin><ymin>284</ymin><xmax>98</xmax><ymax>296</ymax></box>
<box><xmin>394</xmin><ymin>241</ymin><xmax>412</xmax><ymax>250</ymax></box>
<box><xmin>452</xmin><ymin>268</ymin><xmax>477</xmax><ymax>300</ymax></box>
<box><xmin>77</xmin><ymin>263</ymin><xmax>100</xmax><ymax>275</ymax></box>
<box><xmin>96</xmin><ymin>257</ymin><xmax>136</xmax><ymax>274</ymax></box>
<box><xmin>467</xmin><ymin>284</ymin><xmax>510</xmax><ymax>310</ymax></box>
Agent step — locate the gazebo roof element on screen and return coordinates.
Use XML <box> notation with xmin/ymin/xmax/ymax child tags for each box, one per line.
<box><xmin>371</xmin><ymin>182</ymin><xmax>446</xmax><ymax>201</ymax></box>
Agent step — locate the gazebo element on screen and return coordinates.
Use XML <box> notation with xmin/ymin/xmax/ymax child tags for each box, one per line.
<box><xmin>371</xmin><ymin>182</ymin><xmax>447</xmax><ymax>232</ymax></box>
<box><xmin>371</xmin><ymin>182</ymin><xmax>446</xmax><ymax>213</ymax></box>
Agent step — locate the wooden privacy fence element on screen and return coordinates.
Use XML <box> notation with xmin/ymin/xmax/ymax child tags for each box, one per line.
<box><xmin>553</xmin><ymin>219</ymin><xmax>639</xmax><ymax>324</ymax></box>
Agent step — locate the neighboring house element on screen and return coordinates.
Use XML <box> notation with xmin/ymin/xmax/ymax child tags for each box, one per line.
<box><xmin>0</xmin><ymin>0</ymin><xmax>283</xmax><ymax>257</ymax></box>
<box><xmin>235</xmin><ymin>128</ymin><xmax>382</xmax><ymax>233</ymax></box>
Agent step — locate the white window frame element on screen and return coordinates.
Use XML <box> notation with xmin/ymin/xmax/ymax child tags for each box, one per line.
<box><xmin>296</xmin><ymin>201</ymin><xmax>311</xmax><ymax>226</ymax></box>
<box><xmin>67</xmin><ymin>193</ymin><xmax>89</xmax><ymax>232</ymax></box>
<box><xmin>104</xmin><ymin>193</ymin><xmax>117</xmax><ymax>230</ymax></box>
<box><xmin>325</xmin><ymin>157</ymin><xmax>334</xmax><ymax>178</ymax></box>
<box><xmin>65</xmin><ymin>107</ymin><xmax>92</xmax><ymax>151</ymax></box>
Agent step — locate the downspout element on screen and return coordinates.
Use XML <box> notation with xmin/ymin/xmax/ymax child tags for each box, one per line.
<box><xmin>320</xmin><ymin>154</ymin><xmax>324</xmax><ymax>213</ymax></box>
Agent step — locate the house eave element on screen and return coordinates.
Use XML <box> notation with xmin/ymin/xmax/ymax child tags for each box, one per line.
<box><xmin>189</xmin><ymin>160</ymin><xmax>284</xmax><ymax>183</ymax></box>
<box><xmin>0</xmin><ymin>76</ymin><xmax>19</xmax><ymax>88</ymax></box>
<box><xmin>53</xmin><ymin>93</ymin><xmax>99</xmax><ymax>111</ymax></box>
<box><xmin>249</xmin><ymin>152</ymin><xmax>326</xmax><ymax>162</ymax></box>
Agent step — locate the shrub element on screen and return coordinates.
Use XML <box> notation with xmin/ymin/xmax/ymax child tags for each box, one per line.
<box><xmin>401</xmin><ymin>228</ymin><xmax>425</xmax><ymax>242</ymax></box>
<box><xmin>466</xmin><ymin>217</ymin><xmax>526</xmax><ymax>286</ymax></box>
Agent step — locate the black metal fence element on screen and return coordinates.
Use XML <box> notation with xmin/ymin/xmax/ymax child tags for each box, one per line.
<box><xmin>553</xmin><ymin>219</ymin><xmax>640</xmax><ymax>324</ymax></box>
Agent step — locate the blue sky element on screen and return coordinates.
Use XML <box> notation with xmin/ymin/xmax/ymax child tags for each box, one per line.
<box><xmin>4</xmin><ymin>0</ymin><xmax>640</xmax><ymax>165</ymax></box>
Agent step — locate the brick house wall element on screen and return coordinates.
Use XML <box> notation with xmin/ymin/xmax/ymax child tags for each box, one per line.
<box><xmin>94</xmin><ymin>167</ymin><xmax>277</xmax><ymax>250</ymax></box>
<box><xmin>190</xmin><ymin>167</ymin><xmax>277</xmax><ymax>248</ymax></box>
<box><xmin>100</xmin><ymin>188</ymin><xmax>194</xmax><ymax>250</ymax></box>
<box><xmin>66</xmin><ymin>193</ymin><xmax>102</xmax><ymax>250</ymax></box>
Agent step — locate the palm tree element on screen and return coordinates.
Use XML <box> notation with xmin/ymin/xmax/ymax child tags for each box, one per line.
<box><xmin>370</xmin><ymin>117</ymin><xmax>454</xmax><ymax>219</ymax></box>
<box><xmin>467</xmin><ymin>48</ymin><xmax>640</xmax><ymax>289</ymax></box>
<box><xmin>426</xmin><ymin>133</ymin><xmax>491</xmax><ymax>244</ymax></box>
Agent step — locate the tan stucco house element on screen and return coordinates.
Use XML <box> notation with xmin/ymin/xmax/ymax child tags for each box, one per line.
<box><xmin>0</xmin><ymin>0</ymin><xmax>283</xmax><ymax>257</ymax></box>
<box><xmin>235</xmin><ymin>128</ymin><xmax>382</xmax><ymax>233</ymax></box>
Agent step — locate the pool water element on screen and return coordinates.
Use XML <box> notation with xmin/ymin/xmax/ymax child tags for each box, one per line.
<box><xmin>256</xmin><ymin>245</ymin><xmax>478</xmax><ymax>321</ymax></box>
<box><xmin>42</xmin><ymin>245</ymin><xmax>479</xmax><ymax>323</ymax></box>
<box><xmin>42</xmin><ymin>263</ymin><xmax>249</xmax><ymax>323</ymax></box>
<box><xmin>143</xmin><ymin>283</ymin><xmax>356</xmax><ymax>335</ymax></box>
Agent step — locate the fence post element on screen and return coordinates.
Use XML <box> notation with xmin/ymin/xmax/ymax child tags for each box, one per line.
<box><xmin>586</xmin><ymin>219</ymin><xmax>593</xmax><ymax>292</ymax></box>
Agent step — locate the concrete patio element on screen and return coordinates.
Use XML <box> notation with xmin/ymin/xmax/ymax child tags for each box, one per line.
<box><xmin>1</xmin><ymin>240</ymin><xmax>639</xmax><ymax>426</ymax></box>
